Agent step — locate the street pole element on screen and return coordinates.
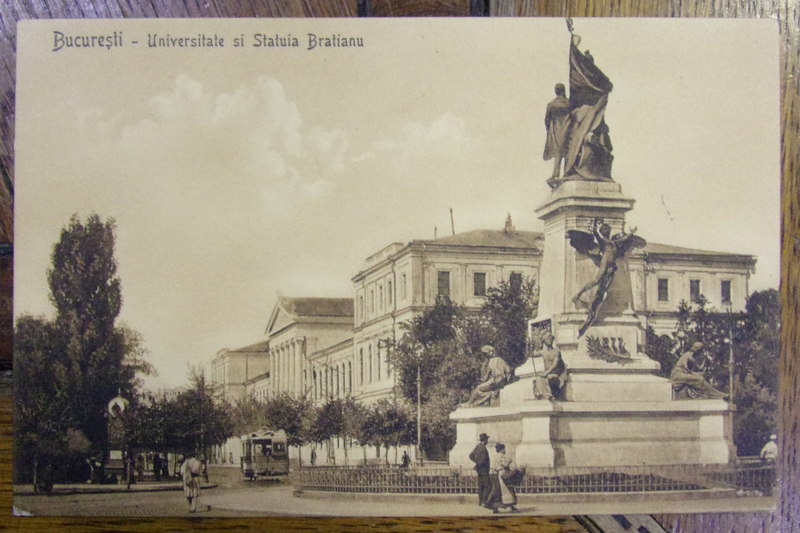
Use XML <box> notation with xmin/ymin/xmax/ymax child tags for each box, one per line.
<box><xmin>727</xmin><ymin>308</ymin><xmax>735</xmax><ymax>444</ymax></box>
<box><xmin>416</xmin><ymin>361</ymin><xmax>422</xmax><ymax>466</ymax></box>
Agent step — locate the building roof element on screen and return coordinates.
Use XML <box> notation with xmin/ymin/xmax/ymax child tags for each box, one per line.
<box><xmin>416</xmin><ymin>229</ymin><xmax>543</xmax><ymax>250</ymax></box>
<box><xmin>280</xmin><ymin>297</ymin><xmax>354</xmax><ymax>318</ymax></box>
<box><xmin>642</xmin><ymin>242</ymin><xmax>753</xmax><ymax>259</ymax></box>
<box><xmin>229</xmin><ymin>340</ymin><xmax>270</xmax><ymax>354</ymax></box>
<box><xmin>416</xmin><ymin>228</ymin><xmax>752</xmax><ymax>260</ymax></box>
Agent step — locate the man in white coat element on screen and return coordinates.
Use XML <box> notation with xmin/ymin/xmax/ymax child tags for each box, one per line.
<box><xmin>180</xmin><ymin>453</ymin><xmax>203</xmax><ymax>513</ymax></box>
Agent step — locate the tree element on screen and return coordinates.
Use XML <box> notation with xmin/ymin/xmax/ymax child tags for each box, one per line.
<box><xmin>174</xmin><ymin>367</ymin><xmax>233</xmax><ymax>455</ymax></box>
<box><xmin>479</xmin><ymin>277</ymin><xmax>538</xmax><ymax>368</ymax></box>
<box><xmin>387</xmin><ymin>277</ymin><xmax>538</xmax><ymax>461</ymax></box>
<box><xmin>229</xmin><ymin>393</ymin><xmax>269</xmax><ymax>437</ymax></box>
<box><xmin>262</xmin><ymin>393</ymin><xmax>314</xmax><ymax>463</ymax></box>
<box><xmin>14</xmin><ymin>214</ymin><xmax>153</xmax><ymax>483</ymax></box>
<box><xmin>130</xmin><ymin>368</ymin><xmax>233</xmax><ymax>456</ymax></box>
<box><xmin>128</xmin><ymin>393</ymin><xmax>175</xmax><ymax>453</ymax></box>
<box><xmin>731</xmin><ymin>289</ymin><xmax>779</xmax><ymax>455</ymax></box>
<box><xmin>644</xmin><ymin>289</ymin><xmax>780</xmax><ymax>455</ymax></box>
<box><xmin>14</xmin><ymin>315</ymin><xmax>70</xmax><ymax>488</ymax></box>
<box><xmin>48</xmin><ymin>214</ymin><xmax>153</xmax><ymax>456</ymax></box>
<box><xmin>368</xmin><ymin>399</ymin><xmax>415</xmax><ymax>464</ymax></box>
<box><xmin>389</xmin><ymin>297</ymin><xmax>470</xmax><ymax>460</ymax></box>
<box><xmin>309</xmin><ymin>398</ymin><xmax>346</xmax><ymax>464</ymax></box>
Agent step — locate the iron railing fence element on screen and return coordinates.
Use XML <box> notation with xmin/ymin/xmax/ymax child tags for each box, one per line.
<box><xmin>291</xmin><ymin>463</ymin><xmax>775</xmax><ymax>496</ymax></box>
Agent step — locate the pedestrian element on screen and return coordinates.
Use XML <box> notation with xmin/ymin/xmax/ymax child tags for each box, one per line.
<box><xmin>485</xmin><ymin>443</ymin><xmax>519</xmax><ymax>513</ymax></box>
<box><xmin>126</xmin><ymin>454</ymin><xmax>136</xmax><ymax>486</ymax></box>
<box><xmin>310</xmin><ymin>447</ymin><xmax>317</xmax><ymax>466</ymax></box>
<box><xmin>180</xmin><ymin>453</ymin><xmax>203</xmax><ymax>513</ymax></box>
<box><xmin>161</xmin><ymin>454</ymin><xmax>170</xmax><ymax>479</ymax></box>
<box><xmin>760</xmin><ymin>434</ymin><xmax>778</xmax><ymax>464</ymax></box>
<box><xmin>136</xmin><ymin>454</ymin><xmax>145</xmax><ymax>482</ymax></box>
<box><xmin>468</xmin><ymin>433</ymin><xmax>491</xmax><ymax>508</ymax></box>
<box><xmin>200</xmin><ymin>454</ymin><xmax>209</xmax><ymax>482</ymax></box>
<box><xmin>401</xmin><ymin>450</ymin><xmax>411</xmax><ymax>469</ymax></box>
<box><xmin>153</xmin><ymin>453</ymin><xmax>162</xmax><ymax>482</ymax></box>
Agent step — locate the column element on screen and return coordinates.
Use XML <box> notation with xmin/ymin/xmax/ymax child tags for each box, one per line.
<box><xmin>270</xmin><ymin>351</ymin><xmax>275</xmax><ymax>393</ymax></box>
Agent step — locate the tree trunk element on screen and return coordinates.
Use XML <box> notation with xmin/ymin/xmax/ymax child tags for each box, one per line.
<box><xmin>32</xmin><ymin>454</ymin><xmax>39</xmax><ymax>495</ymax></box>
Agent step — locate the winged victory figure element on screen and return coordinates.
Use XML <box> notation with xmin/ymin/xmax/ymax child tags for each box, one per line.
<box><xmin>566</xmin><ymin>218</ymin><xmax>646</xmax><ymax>336</ymax></box>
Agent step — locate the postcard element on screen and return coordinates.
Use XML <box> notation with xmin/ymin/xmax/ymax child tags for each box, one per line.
<box><xmin>13</xmin><ymin>17</ymin><xmax>780</xmax><ymax>516</ymax></box>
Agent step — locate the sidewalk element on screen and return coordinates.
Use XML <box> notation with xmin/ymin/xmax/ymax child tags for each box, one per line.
<box><xmin>14</xmin><ymin>479</ymin><xmax>217</xmax><ymax>496</ymax></box>
<box><xmin>203</xmin><ymin>485</ymin><xmax>776</xmax><ymax>517</ymax></box>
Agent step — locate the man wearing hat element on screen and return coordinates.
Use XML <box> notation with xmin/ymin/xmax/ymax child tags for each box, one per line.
<box><xmin>468</xmin><ymin>433</ymin><xmax>491</xmax><ymax>507</ymax></box>
<box><xmin>670</xmin><ymin>342</ymin><xmax>727</xmax><ymax>400</ymax></box>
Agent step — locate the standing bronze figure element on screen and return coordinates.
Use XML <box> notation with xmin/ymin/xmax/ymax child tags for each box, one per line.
<box><xmin>544</xmin><ymin>20</ymin><xmax>615</xmax><ymax>188</ymax></box>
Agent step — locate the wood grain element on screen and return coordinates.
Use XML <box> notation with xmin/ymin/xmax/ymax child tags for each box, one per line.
<box><xmin>1</xmin><ymin>1</ymin><xmax>798</xmax><ymax>532</ymax></box>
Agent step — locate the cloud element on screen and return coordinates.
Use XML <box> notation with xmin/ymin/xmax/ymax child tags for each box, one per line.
<box><xmin>71</xmin><ymin>75</ymin><xmax>345</xmax><ymax>212</ymax></box>
<box><xmin>356</xmin><ymin>114</ymin><xmax>474</xmax><ymax>165</ymax></box>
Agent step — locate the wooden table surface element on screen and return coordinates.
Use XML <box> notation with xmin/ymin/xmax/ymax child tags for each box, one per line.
<box><xmin>0</xmin><ymin>1</ymin><xmax>797</xmax><ymax>531</ymax></box>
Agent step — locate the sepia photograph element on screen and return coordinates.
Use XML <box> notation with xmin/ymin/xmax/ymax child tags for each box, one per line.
<box><xmin>12</xmin><ymin>17</ymin><xmax>780</xmax><ymax>517</ymax></box>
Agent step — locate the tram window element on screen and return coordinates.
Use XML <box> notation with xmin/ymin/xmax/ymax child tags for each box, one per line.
<box><xmin>274</xmin><ymin>443</ymin><xmax>286</xmax><ymax>453</ymax></box>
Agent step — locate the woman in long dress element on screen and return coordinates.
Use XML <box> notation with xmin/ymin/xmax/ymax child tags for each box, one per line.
<box><xmin>485</xmin><ymin>443</ymin><xmax>518</xmax><ymax>513</ymax></box>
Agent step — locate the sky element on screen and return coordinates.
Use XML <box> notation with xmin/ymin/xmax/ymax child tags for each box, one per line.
<box><xmin>14</xmin><ymin>18</ymin><xmax>781</xmax><ymax>390</ymax></box>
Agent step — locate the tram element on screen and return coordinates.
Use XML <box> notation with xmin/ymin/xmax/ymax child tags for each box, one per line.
<box><xmin>240</xmin><ymin>428</ymin><xmax>290</xmax><ymax>480</ymax></box>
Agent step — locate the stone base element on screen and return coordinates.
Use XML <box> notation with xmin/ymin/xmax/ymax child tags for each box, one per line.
<box><xmin>565</xmin><ymin>370</ymin><xmax>673</xmax><ymax>402</ymax></box>
<box><xmin>449</xmin><ymin>397</ymin><xmax>731</xmax><ymax>468</ymax></box>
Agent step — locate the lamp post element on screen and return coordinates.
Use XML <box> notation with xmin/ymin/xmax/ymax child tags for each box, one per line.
<box><xmin>726</xmin><ymin>305</ymin><xmax>736</xmax><ymax>454</ymax></box>
<box><xmin>416</xmin><ymin>360</ymin><xmax>422</xmax><ymax>466</ymax></box>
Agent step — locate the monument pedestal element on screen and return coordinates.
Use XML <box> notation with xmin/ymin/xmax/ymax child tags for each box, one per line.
<box><xmin>448</xmin><ymin>179</ymin><xmax>733</xmax><ymax>469</ymax></box>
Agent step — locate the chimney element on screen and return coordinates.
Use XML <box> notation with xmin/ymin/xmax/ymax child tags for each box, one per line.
<box><xmin>504</xmin><ymin>213</ymin><xmax>515</xmax><ymax>233</ymax></box>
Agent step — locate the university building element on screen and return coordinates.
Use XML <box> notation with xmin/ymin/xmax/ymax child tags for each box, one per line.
<box><xmin>211</xmin><ymin>216</ymin><xmax>755</xmax><ymax>464</ymax></box>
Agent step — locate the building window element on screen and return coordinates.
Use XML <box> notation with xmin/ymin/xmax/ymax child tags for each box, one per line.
<box><xmin>358</xmin><ymin>295</ymin><xmax>364</xmax><ymax>322</ymax></box>
<box><xmin>510</xmin><ymin>272</ymin><xmax>522</xmax><ymax>290</ymax></box>
<box><xmin>348</xmin><ymin>361</ymin><xmax>352</xmax><ymax>393</ymax></box>
<box><xmin>370</xmin><ymin>289</ymin><xmax>375</xmax><ymax>314</ymax></box>
<box><xmin>401</xmin><ymin>273</ymin><xmax>408</xmax><ymax>300</ymax></box>
<box><xmin>721</xmin><ymin>280</ymin><xmax>732</xmax><ymax>305</ymax></box>
<box><xmin>388</xmin><ymin>281</ymin><xmax>393</xmax><ymax>305</ymax></box>
<box><xmin>359</xmin><ymin>349</ymin><xmax>364</xmax><ymax>385</ymax></box>
<box><xmin>657</xmin><ymin>278</ymin><xmax>669</xmax><ymax>302</ymax></box>
<box><xmin>369</xmin><ymin>345</ymin><xmax>373</xmax><ymax>383</ymax></box>
<box><xmin>376</xmin><ymin>344</ymin><xmax>381</xmax><ymax>380</ymax></box>
<box><xmin>690</xmin><ymin>279</ymin><xmax>701</xmax><ymax>303</ymax></box>
<box><xmin>474</xmin><ymin>272</ymin><xmax>487</xmax><ymax>296</ymax></box>
<box><xmin>379</xmin><ymin>284</ymin><xmax>384</xmax><ymax>311</ymax></box>
<box><xmin>437</xmin><ymin>271</ymin><xmax>450</xmax><ymax>297</ymax></box>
